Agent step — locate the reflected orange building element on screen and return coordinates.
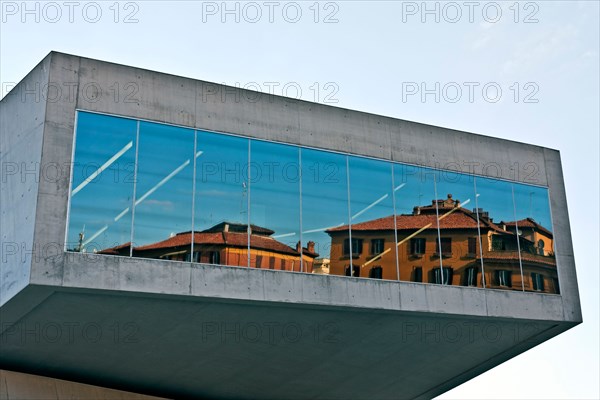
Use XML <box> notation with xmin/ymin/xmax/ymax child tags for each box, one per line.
<box><xmin>100</xmin><ymin>222</ymin><xmax>319</xmax><ymax>272</ymax></box>
<box><xmin>326</xmin><ymin>194</ymin><xmax>559</xmax><ymax>293</ymax></box>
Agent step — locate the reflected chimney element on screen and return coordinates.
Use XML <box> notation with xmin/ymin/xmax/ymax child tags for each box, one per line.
<box><xmin>473</xmin><ymin>208</ymin><xmax>490</xmax><ymax>221</ymax></box>
<box><xmin>307</xmin><ymin>241</ymin><xmax>315</xmax><ymax>253</ymax></box>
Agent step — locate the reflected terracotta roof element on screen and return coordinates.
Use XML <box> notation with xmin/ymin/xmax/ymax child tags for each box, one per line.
<box><xmin>503</xmin><ymin>218</ymin><xmax>553</xmax><ymax>238</ymax></box>
<box><xmin>327</xmin><ymin>207</ymin><xmax>507</xmax><ymax>234</ymax></box>
<box><xmin>97</xmin><ymin>242</ymin><xmax>131</xmax><ymax>255</ymax></box>
<box><xmin>127</xmin><ymin>222</ymin><xmax>319</xmax><ymax>258</ymax></box>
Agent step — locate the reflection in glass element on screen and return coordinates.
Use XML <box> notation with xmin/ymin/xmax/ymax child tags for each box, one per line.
<box><xmin>131</xmin><ymin>122</ymin><xmax>196</xmax><ymax>260</ymax></box>
<box><xmin>474</xmin><ymin>177</ymin><xmax>522</xmax><ymax>291</ymax></box>
<box><xmin>394</xmin><ymin>164</ymin><xmax>440</xmax><ymax>283</ymax></box>
<box><xmin>66</xmin><ymin>111</ymin><xmax>559</xmax><ymax>294</ymax></box>
<box><xmin>432</xmin><ymin>168</ymin><xmax>478</xmax><ymax>287</ymax></box>
<box><xmin>249</xmin><ymin>141</ymin><xmax>311</xmax><ymax>272</ymax></box>
<box><xmin>511</xmin><ymin>183</ymin><xmax>558</xmax><ymax>293</ymax></box>
<box><xmin>67</xmin><ymin>112</ymin><xmax>137</xmax><ymax>254</ymax></box>
<box><xmin>302</xmin><ymin>149</ymin><xmax>349</xmax><ymax>276</ymax></box>
<box><xmin>193</xmin><ymin>131</ymin><xmax>250</xmax><ymax>267</ymax></box>
<box><xmin>345</xmin><ymin>157</ymin><xmax>395</xmax><ymax>279</ymax></box>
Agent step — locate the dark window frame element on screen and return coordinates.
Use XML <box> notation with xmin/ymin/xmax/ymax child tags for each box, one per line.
<box><xmin>531</xmin><ymin>273</ymin><xmax>545</xmax><ymax>291</ymax></box>
<box><xmin>412</xmin><ymin>266</ymin><xmax>423</xmax><ymax>282</ymax></box>
<box><xmin>343</xmin><ymin>238</ymin><xmax>364</xmax><ymax>257</ymax></box>
<box><xmin>369</xmin><ymin>266</ymin><xmax>383</xmax><ymax>279</ymax></box>
<box><xmin>495</xmin><ymin>270</ymin><xmax>512</xmax><ymax>287</ymax></box>
<box><xmin>431</xmin><ymin>267</ymin><xmax>453</xmax><ymax>285</ymax></box>
<box><xmin>410</xmin><ymin>238</ymin><xmax>426</xmax><ymax>256</ymax></box>
<box><xmin>370</xmin><ymin>239</ymin><xmax>385</xmax><ymax>255</ymax></box>
<box><xmin>464</xmin><ymin>266</ymin><xmax>478</xmax><ymax>287</ymax></box>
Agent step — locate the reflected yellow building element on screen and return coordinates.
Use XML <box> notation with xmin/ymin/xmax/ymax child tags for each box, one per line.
<box><xmin>326</xmin><ymin>194</ymin><xmax>558</xmax><ymax>293</ymax></box>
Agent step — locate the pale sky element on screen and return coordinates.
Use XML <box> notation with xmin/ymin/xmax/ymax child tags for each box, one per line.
<box><xmin>1</xmin><ymin>1</ymin><xmax>598</xmax><ymax>398</ymax></box>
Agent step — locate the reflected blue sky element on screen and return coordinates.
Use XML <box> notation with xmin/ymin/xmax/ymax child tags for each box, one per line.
<box><xmin>349</xmin><ymin>156</ymin><xmax>394</xmax><ymax>224</ymax></box>
<box><xmin>134</xmin><ymin>122</ymin><xmax>195</xmax><ymax>247</ymax></box>
<box><xmin>195</xmin><ymin>130</ymin><xmax>249</xmax><ymax>231</ymax></box>
<box><xmin>300</xmin><ymin>148</ymin><xmax>348</xmax><ymax>259</ymax></box>
<box><xmin>68</xmin><ymin>112</ymin><xmax>553</xmax><ymax>256</ymax></box>
<box><xmin>250</xmin><ymin>140</ymin><xmax>300</xmax><ymax>249</ymax></box>
<box><xmin>68</xmin><ymin>112</ymin><xmax>136</xmax><ymax>252</ymax></box>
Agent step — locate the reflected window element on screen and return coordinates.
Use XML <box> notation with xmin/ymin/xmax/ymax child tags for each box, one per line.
<box><xmin>186</xmin><ymin>252</ymin><xmax>201</xmax><ymax>262</ymax></box>
<box><xmin>345</xmin><ymin>265</ymin><xmax>360</xmax><ymax>277</ymax></box>
<box><xmin>495</xmin><ymin>270</ymin><xmax>512</xmax><ymax>287</ymax></box>
<box><xmin>532</xmin><ymin>273</ymin><xmax>545</xmax><ymax>291</ymax></box>
<box><xmin>432</xmin><ymin>267</ymin><xmax>452</xmax><ymax>285</ymax></box>
<box><xmin>491</xmin><ymin>235</ymin><xmax>512</xmax><ymax>251</ymax></box>
<box><xmin>537</xmin><ymin>239</ymin><xmax>545</xmax><ymax>255</ymax></box>
<box><xmin>410</xmin><ymin>238</ymin><xmax>426</xmax><ymax>256</ymax></box>
<box><xmin>435</xmin><ymin>238</ymin><xmax>452</xmax><ymax>257</ymax></box>
<box><xmin>467</xmin><ymin>237</ymin><xmax>477</xmax><ymax>257</ymax></box>
<box><xmin>343</xmin><ymin>238</ymin><xmax>363</xmax><ymax>257</ymax></box>
<box><xmin>371</xmin><ymin>239</ymin><xmax>385</xmax><ymax>255</ymax></box>
<box><xmin>369</xmin><ymin>266</ymin><xmax>383</xmax><ymax>279</ymax></box>
<box><xmin>256</xmin><ymin>255</ymin><xmax>263</xmax><ymax>268</ymax></box>
<box><xmin>412</xmin><ymin>267</ymin><xmax>423</xmax><ymax>282</ymax></box>
<box><xmin>464</xmin><ymin>267</ymin><xmax>478</xmax><ymax>287</ymax></box>
<box><xmin>209</xmin><ymin>251</ymin><xmax>220</xmax><ymax>265</ymax></box>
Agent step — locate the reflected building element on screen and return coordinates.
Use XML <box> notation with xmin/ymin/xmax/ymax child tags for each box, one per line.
<box><xmin>326</xmin><ymin>194</ymin><xmax>558</xmax><ymax>293</ymax></box>
<box><xmin>1</xmin><ymin>53</ymin><xmax>581</xmax><ymax>400</ymax></box>
<box><xmin>100</xmin><ymin>222</ymin><xmax>319</xmax><ymax>271</ymax></box>
<box><xmin>312</xmin><ymin>258</ymin><xmax>331</xmax><ymax>275</ymax></box>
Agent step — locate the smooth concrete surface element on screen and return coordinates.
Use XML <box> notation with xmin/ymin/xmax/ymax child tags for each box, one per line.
<box><xmin>0</xmin><ymin>52</ymin><xmax>582</xmax><ymax>399</ymax></box>
<box><xmin>0</xmin><ymin>369</ymin><xmax>165</xmax><ymax>400</ymax></box>
<box><xmin>0</xmin><ymin>55</ymin><xmax>49</xmax><ymax>307</ymax></box>
<box><xmin>54</xmin><ymin>253</ymin><xmax>567</xmax><ymax>323</ymax></box>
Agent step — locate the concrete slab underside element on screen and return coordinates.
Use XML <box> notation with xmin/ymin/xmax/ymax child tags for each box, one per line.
<box><xmin>0</xmin><ymin>283</ymin><xmax>571</xmax><ymax>400</ymax></box>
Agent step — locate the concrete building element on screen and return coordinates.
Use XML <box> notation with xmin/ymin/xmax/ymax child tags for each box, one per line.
<box><xmin>0</xmin><ymin>52</ymin><xmax>582</xmax><ymax>399</ymax></box>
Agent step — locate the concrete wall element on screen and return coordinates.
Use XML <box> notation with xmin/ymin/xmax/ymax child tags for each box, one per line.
<box><xmin>0</xmin><ymin>55</ymin><xmax>50</xmax><ymax>306</ymax></box>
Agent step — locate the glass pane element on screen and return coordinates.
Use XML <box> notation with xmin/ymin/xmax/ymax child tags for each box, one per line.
<box><xmin>301</xmin><ymin>148</ymin><xmax>349</xmax><ymax>277</ymax></box>
<box><xmin>512</xmin><ymin>183</ymin><xmax>558</xmax><ymax>293</ymax></box>
<box><xmin>433</xmin><ymin>168</ymin><xmax>480</xmax><ymax>287</ymax></box>
<box><xmin>132</xmin><ymin>122</ymin><xmax>195</xmax><ymax>261</ymax></box>
<box><xmin>194</xmin><ymin>131</ymin><xmax>249</xmax><ymax>267</ymax></box>
<box><xmin>67</xmin><ymin>111</ymin><xmax>136</xmax><ymax>254</ymax></box>
<box><xmin>474</xmin><ymin>177</ymin><xmax>521</xmax><ymax>291</ymax></box>
<box><xmin>392</xmin><ymin>165</ymin><xmax>440</xmax><ymax>284</ymax></box>
<box><xmin>348</xmin><ymin>157</ymin><xmax>395</xmax><ymax>280</ymax></box>
<box><xmin>249</xmin><ymin>141</ymin><xmax>302</xmax><ymax>272</ymax></box>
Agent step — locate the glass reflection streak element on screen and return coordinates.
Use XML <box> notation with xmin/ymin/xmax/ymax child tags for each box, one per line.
<box><xmin>67</xmin><ymin>111</ymin><xmax>559</xmax><ymax>294</ymax></box>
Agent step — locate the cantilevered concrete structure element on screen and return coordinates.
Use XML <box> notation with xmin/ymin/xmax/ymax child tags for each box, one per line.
<box><xmin>0</xmin><ymin>52</ymin><xmax>582</xmax><ymax>399</ymax></box>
